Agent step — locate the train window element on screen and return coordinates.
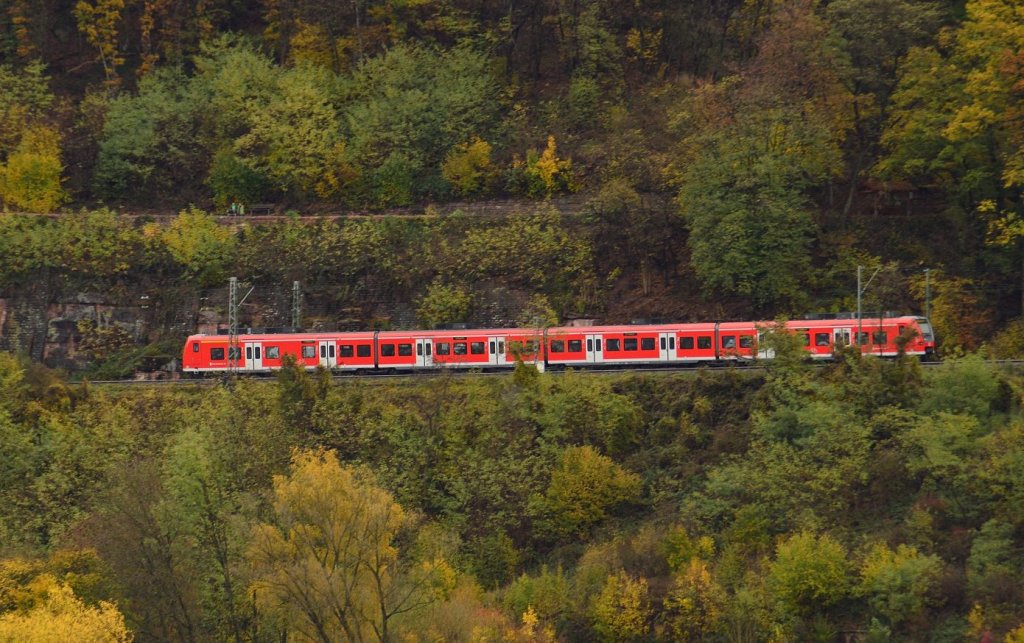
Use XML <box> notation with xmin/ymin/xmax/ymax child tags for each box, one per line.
<box><xmin>641</xmin><ymin>337</ymin><xmax>655</xmax><ymax>350</ymax></box>
<box><xmin>624</xmin><ymin>338</ymin><xmax>638</xmax><ymax>351</ymax></box>
<box><xmin>508</xmin><ymin>341</ymin><xmax>522</xmax><ymax>354</ymax></box>
<box><xmin>192</xmin><ymin>342</ymin><xmax>199</xmax><ymax>353</ymax></box>
<box><xmin>550</xmin><ymin>340</ymin><xmax>565</xmax><ymax>353</ymax></box>
<box><xmin>255</xmin><ymin>347</ymin><xmax>262</xmax><ymax>359</ymax></box>
<box><xmin>471</xmin><ymin>342</ymin><xmax>485</xmax><ymax>354</ymax></box>
<box><xmin>722</xmin><ymin>336</ymin><xmax>736</xmax><ymax>349</ymax></box>
<box><xmin>229</xmin><ymin>347</ymin><xmax>241</xmax><ymax>360</ymax></box>
<box><xmin>606</xmin><ymin>338</ymin><xmax>620</xmax><ymax>351</ymax></box>
<box><xmin>526</xmin><ymin>340</ymin><xmax>540</xmax><ymax>353</ymax></box>
<box><xmin>211</xmin><ymin>347</ymin><xmax>225</xmax><ymax>360</ymax></box>
<box><xmin>381</xmin><ymin>344</ymin><xmax>395</xmax><ymax>357</ymax></box>
<box><xmin>739</xmin><ymin>335</ymin><xmax>753</xmax><ymax>349</ymax></box>
<box><xmin>568</xmin><ymin>339</ymin><xmax>582</xmax><ymax>352</ymax></box>
<box><xmin>246</xmin><ymin>346</ymin><xmax>252</xmax><ymax>359</ymax></box>
<box><xmin>680</xmin><ymin>337</ymin><xmax>694</xmax><ymax>349</ymax></box>
<box><xmin>417</xmin><ymin>343</ymin><xmax>423</xmax><ymax>356</ymax></box>
<box><xmin>596</xmin><ymin>339</ymin><xmax>602</xmax><ymax>351</ymax></box>
<box><xmin>266</xmin><ymin>346</ymin><xmax>280</xmax><ymax>359</ymax></box>
<box><xmin>489</xmin><ymin>341</ymin><xmax>496</xmax><ymax>354</ymax></box>
<box><xmin>815</xmin><ymin>333</ymin><xmax>830</xmax><ymax>346</ymax></box>
<box><xmin>436</xmin><ymin>342</ymin><xmax>450</xmax><ymax>355</ymax></box>
<box><xmin>326</xmin><ymin>346</ymin><xmax>333</xmax><ymax>358</ymax></box>
<box><xmin>498</xmin><ymin>341</ymin><xmax>504</xmax><ymax>354</ymax></box>
<box><xmin>357</xmin><ymin>345</ymin><xmax>371</xmax><ymax>357</ymax></box>
<box><xmin>660</xmin><ymin>337</ymin><xmax>666</xmax><ymax>350</ymax></box>
<box><xmin>587</xmin><ymin>339</ymin><xmax>593</xmax><ymax>352</ymax></box>
<box><xmin>857</xmin><ymin>332</ymin><xmax>870</xmax><ymax>345</ymax></box>
<box><xmin>801</xmin><ymin>334</ymin><xmax>810</xmax><ymax>346</ymax></box>
<box><xmin>669</xmin><ymin>337</ymin><xmax>675</xmax><ymax>350</ymax></box>
<box><xmin>321</xmin><ymin>345</ymin><xmax>327</xmax><ymax>358</ymax></box>
<box><xmin>340</xmin><ymin>345</ymin><xmax>354</xmax><ymax>358</ymax></box>
<box><xmin>302</xmin><ymin>345</ymin><xmax>316</xmax><ymax>359</ymax></box>
<box><xmin>399</xmin><ymin>344</ymin><xmax>413</xmax><ymax>356</ymax></box>
<box><xmin>426</xmin><ymin>343</ymin><xmax>432</xmax><ymax>355</ymax></box>
<box><xmin>872</xmin><ymin>331</ymin><xmax>888</xmax><ymax>345</ymax></box>
<box><xmin>697</xmin><ymin>336</ymin><xmax>711</xmax><ymax>349</ymax></box>
<box><xmin>453</xmin><ymin>342</ymin><xmax>467</xmax><ymax>355</ymax></box>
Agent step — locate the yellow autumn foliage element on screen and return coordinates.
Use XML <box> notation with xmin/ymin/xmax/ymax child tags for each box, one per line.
<box><xmin>0</xmin><ymin>575</ymin><xmax>131</xmax><ymax>642</ymax></box>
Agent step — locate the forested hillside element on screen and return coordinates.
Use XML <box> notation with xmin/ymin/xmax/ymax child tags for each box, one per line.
<box><xmin>0</xmin><ymin>0</ymin><xmax>1023</xmax><ymax>340</ymax></box>
<box><xmin>4</xmin><ymin>2</ymin><xmax>1024</xmax><ymax>641</ymax></box>
<box><xmin>2</xmin><ymin>348</ymin><xmax>1024</xmax><ymax>640</ymax></box>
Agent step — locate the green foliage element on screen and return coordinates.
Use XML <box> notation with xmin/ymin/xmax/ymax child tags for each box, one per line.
<box><xmin>345</xmin><ymin>43</ymin><xmax>500</xmax><ymax>203</ymax></box>
<box><xmin>676</xmin><ymin>114</ymin><xmax>817</xmax><ymax>307</ymax></box>
<box><xmin>205</xmin><ymin>147</ymin><xmax>268</xmax><ymax>208</ymax></box>
<box><xmin>161</xmin><ymin>206</ymin><xmax>237</xmax><ymax>285</ymax></box>
<box><xmin>235</xmin><ymin>63</ymin><xmax>344</xmax><ymax>199</ymax></box>
<box><xmin>857</xmin><ymin>542</ymin><xmax>942</xmax><ymax>626</ymax></box>
<box><xmin>502</xmin><ymin>566</ymin><xmax>571</xmax><ymax>627</ymax></box>
<box><xmin>93</xmin><ymin>68</ymin><xmax>201</xmax><ymax>198</ymax></box>
<box><xmin>767</xmin><ymin>531</ymin><xmax>850</xmax><ymax>615</ymax></box>
<box><xmin>0</xmin><ymin>60</ymin><xmax>53</xmax><ymax>155</ymax></box>
<box><xmin>416</xmin><ymin>279</ymin><xmax>472</xmax><ymax>328</ymax></box>
<box><xmin>918</xmin><ymin>354</ymin><xmax>999</xmax><ymax>420</ymax></box>
<box><xmin>56</xmin><ymin>208</ymin><xmax>141</xmax><ymax>276</ymax></box>
<box><xmin>967</xmin><ymin>519</ymin><xmax>1019</xmax><ymax>609</ymax></box>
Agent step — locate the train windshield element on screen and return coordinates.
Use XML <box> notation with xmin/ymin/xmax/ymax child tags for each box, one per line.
<box><xmin>916</xmin><ymin>318</ymin><xmax>934</xmax><ymax>342</ymax></box>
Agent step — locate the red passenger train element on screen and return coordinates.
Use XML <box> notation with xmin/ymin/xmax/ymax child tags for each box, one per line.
<box><xmin>182</xmin><ymin>315</ymin><xmax>935</xmax><ymax>374</ymax></box>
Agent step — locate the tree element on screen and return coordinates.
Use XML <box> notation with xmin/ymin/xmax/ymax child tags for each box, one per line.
<box><xmin>73</xmin><ymin>0</ymin><xmax>125</xmax><ymax>85</ymax></box>
<box><xmin>0</xmin><ymin>125</ymin><xmax>66</xmax><ymax>212</ymax></box>
<box><xmin>247</xmin><ymin>448</ymin><xmax>452</xmax><ymax>642</ymax></box>
<box><xmin>0</xmin><ymin>576</ymin><xmax>132</xmax><ymax>642</ymax></box>
<box><xmin>344</xmin><ymin>43</ymin><xmax>501</xmax><ymax>203</ymax></box>
<box><xmin>767</xmin><ymin>531</ymin><xmax>850</xmax><ymax>616</ymax></box>
<box><xmin>93</xmin><ymin>68</ymin><xmax>202</xmax><ymax>199</ymax></box>
<box><xmin>676</xmin><ymin>114</ymin><xmax>818</xmax><ymax>308</ymax></box>
<box><xmin>531</xmin><ymin>445</ymin><xmax>641</xmax><ymax>541</ymax></box>
<box><xmin>0</xmin><ymin>61</ymin><xmax>53</xmax><ymax>156</ymax></box>
<box><xmin>158</xmin><ymin>427</ymin><xmax>248</xmax><ymax>642</ymax></box>
<box><xmin>857</xmin><ymin>542</ymin><xmax>942</xmax><ymax>627</ymax></box>
<box><xmin>160</xmin><ymin>206</ymin><xmax>237</xmax><ymax>286</ymax></box>
<box><xmin>662</xmin><ymin>558</ymin><xmax>726</xmax><ymax>641</ymax></box>
<box><xmin>416</xmin><ymin>279</ymin><xmax>472</xmax><ymax>328</ymax></box>
<box><xmin>441</xmin><ymin>137</ymin><xmax>494</xmax><ymax>196</ymax></box>
<box><xmin>590</xmin><ymin>570</ymin><xmax>651</xmax><ymax>641</ymax></box>
<box><xmin>235</xmin><ymin>63</ymin><xmax>345</xmax><ymax>199</ymax></box>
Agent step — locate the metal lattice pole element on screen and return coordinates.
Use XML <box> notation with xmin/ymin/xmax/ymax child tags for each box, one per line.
<box><xmin>292</xmin><ymin>281</ymin><xmax>302</xmax><ymax>330</ymax></box>
<box><xmin>228</xmin><ymin>277</ymin><xmax>239</xmax><ymax>375</ymax></box>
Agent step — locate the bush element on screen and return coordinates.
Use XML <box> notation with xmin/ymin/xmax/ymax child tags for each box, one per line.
<box><xmin>0</xmin><ymin>126</ymin><xmax>66</xmax><ymax>212</ymax></box>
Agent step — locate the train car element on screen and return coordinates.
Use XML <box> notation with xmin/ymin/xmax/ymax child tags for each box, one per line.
<box><xmin>182</xmin><ymin>331</ymin><xmax>376</xmax><ymax>374</ymax></box>
<box><xmin>780</xmin><ymin>316</ymin><xmax>934</xmax><ymax>359</ymax></box>
<box><xmin>182</xmin><ymin>315</ymin><xmax>936</xmax><ymax>375</ymax></box>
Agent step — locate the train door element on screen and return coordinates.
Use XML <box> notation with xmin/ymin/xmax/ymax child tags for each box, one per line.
<box><xmin>757</xmin><ymin>332</ymin><xmax>776</xmax><ymax>360</ymax></box>
<box><xmin>318</xmin><ymin>340</ymin><xmax>336</xmax><ymax>368</ymax></box>
<box><xmin>585</xmin><ymin>334</ymin><xmax>602</xmax><ymax>364</ymax></box>
<box><xmin>659</xmin><ymin>332</ymin><xmax>675</xmax><ymax>362</ymax></box>
<box><xmin>833</xmin><ymin>328</ymin><xmax>851</xmax><ymax>355</ymax></box>
<box><xmin>416</xmin><ymin>339</ymin><xmax>433</xmax><ymax>368</ymax></box>
<box><xmin>487</xmin><ymin>337</ymin><xmax>501</xmax><ymax>366</ymax></box>
<box><xmin>244</xmin><ymin>342</ymin><xmax>262</xmax><ymax>371</ymax></box>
